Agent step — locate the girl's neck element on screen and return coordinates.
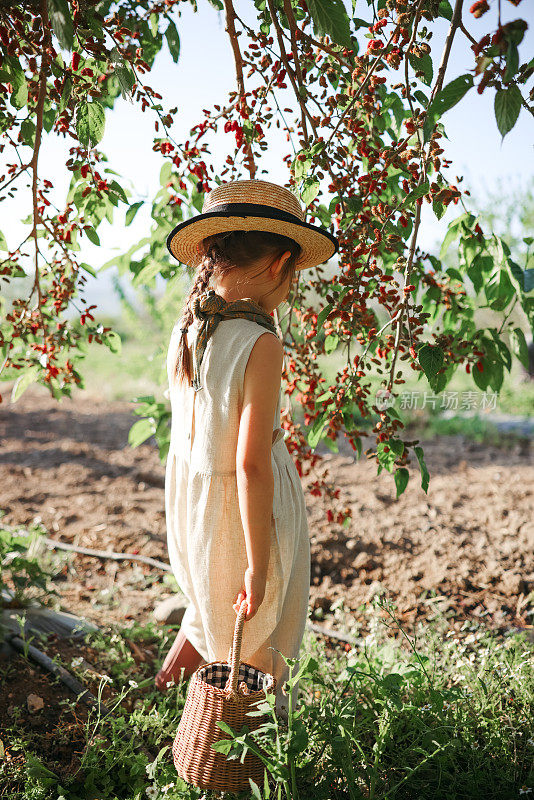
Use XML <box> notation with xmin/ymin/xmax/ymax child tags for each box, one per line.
<box><xmin>212</xmin><ymin>282</ymin><xmax>268</xmax><ymax>311</ymax></box>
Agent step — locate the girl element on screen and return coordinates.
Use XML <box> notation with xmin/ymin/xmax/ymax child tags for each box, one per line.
<box><xmin>156</xmin><ymin>179</ymin><xmax>338</xmax><ymax>719</ymax></box>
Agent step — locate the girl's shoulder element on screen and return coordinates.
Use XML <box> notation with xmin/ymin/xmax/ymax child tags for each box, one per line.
<box><xmin>219</xmin><ymin>318</ymin><xmax>281</xmax><ymax>359</ymax></box>
<box><xmin>166</xmin><ymin>316</ymin><xmax>279</xmax><ymax>379</ymax></box>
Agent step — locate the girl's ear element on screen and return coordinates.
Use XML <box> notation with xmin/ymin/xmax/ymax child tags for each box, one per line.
<box><xmin>280</xmin><ymin>250</ymin><xmax>292</xmax><ymax>268</ymax></box>
<box><xmin>269</xmin><ymin>250</ymin><xmax>291</xmax><ymax>279</ymax></box>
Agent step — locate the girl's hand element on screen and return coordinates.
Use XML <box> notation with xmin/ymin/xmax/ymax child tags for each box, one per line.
<box><xmin>233</xmin><ymin>567</ymin><xmax>266</xmax><ymax>621</ymax></box>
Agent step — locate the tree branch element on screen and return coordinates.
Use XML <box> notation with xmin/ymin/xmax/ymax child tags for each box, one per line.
<box><xmin>223</xmin><ymin>0</ymin><xmax>257</xmax><ymax>178</ymax></box>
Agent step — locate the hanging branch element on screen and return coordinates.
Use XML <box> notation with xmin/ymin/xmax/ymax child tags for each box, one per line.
<box><xmin>223</xmin><ymin>0</ymin><xmax>257</xmax><ymax>179</ymax></box>
<box><xmin>296</xmin><ymin>27</ymin><xmax>353</xmax><ymax>69</ymax></box>
<box><xmin>387</xmin><ymin>0</ymin><xmax>464</xmax><ymax>393</ymax></box>
<box><xmin>27</xmin><ymin>0</ymin><xmax>52</xmax><ymax>339</ymax></box>
<box><xmin>267</xmin><ymin>0</ymin><xmax>315</xmax><ymax>146</ymax></box>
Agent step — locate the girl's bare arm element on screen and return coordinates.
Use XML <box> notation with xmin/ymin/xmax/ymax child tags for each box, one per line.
<box><xmin>235</xmin><ymin>332</ymin><xmax>283</xmax><ymax>617</ymax></box>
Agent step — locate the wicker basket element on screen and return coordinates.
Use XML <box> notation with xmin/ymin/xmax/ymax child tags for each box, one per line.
<box><xmin>172</xmin><ymin>598</ymin><xmax>276</xmax><ymax>793</ymax></box>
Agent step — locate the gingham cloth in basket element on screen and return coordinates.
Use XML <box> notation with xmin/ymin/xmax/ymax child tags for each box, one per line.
<box><xmin>197</xmin><ymin>661</ymin><xmax>275</xmax><ymax>694</ymax></box>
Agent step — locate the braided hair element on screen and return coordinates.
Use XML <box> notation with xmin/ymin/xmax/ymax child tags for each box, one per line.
<box><xmin>173</xmin><ymin>229</ymin><xmax>301</xmax><ymax>386</ymax></box>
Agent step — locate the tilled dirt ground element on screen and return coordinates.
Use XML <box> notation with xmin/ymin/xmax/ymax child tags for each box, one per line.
<box><xmin>1</xmin><ymin>384</ymin><xmax>533</xmax><ymax>639</ymax></box>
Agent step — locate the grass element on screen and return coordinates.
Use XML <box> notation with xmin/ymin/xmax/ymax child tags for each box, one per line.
<box><xmin>414</xmin><ymin>410</ymin><xmax>531</xmax><ymax>447</ymax></box>
<box><xmin>1</xmin><ymin>592</ymin><xmax>533</xmax><ymax>799</ymax></box>
<box><xmin>75</xmin><ymin>313</ymin><xmax>167</xmax><ymax>402</ymax></box>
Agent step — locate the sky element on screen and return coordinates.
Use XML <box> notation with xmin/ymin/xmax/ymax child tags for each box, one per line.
<box><xmin>4</xmin><ymin>0</ymin><xmax>534</xmax><ymax>314</ymax></box>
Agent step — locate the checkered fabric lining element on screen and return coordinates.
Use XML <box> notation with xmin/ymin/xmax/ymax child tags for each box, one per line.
<box><xmin>197</xmin><ymin>661</ymin><xmax>272</xmax><ymax>692</ymax></box>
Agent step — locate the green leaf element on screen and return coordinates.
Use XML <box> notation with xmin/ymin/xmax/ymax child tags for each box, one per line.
<box><xmin>132</xmin><ymin>260</ymin><xmax>162</xmax><ymax>287</ymax></box>
<box><xmin>432</xmin><ymin>199</ymin><xmax>445</xmax><ymax>220</ymax></box>
<box><xmin>249</xmin><ymin>779</ymin><xmax>262</xmax><ymax>800</ymax></box>
<box><xmin>520</xmin><ymin>297</ymin><xmax>534</xmax><ymax>335</ymax></box>
<box><xmin>510</xmin><ymin>327</ymin><xmax>528</xmax><ymax>368</ymax></box>
<box><xmin>504</xmin><ymin>40</ymin><xmax>519</xmax><ymax>83</ymax></box>
<box><xmin>427</xmin><ymin>74</ymin><xmax>473</xmax><ymax>124</ymax></box>
<box><xmin>488</xmin><ymin>358</ymin><xmax>504</xmax><ymax>392</ymax></box>
<box><xmin>107</xmin><ymin>180</ymin><xmax>129</xmax><ymax>205</ymax></box>
<box><xmin>79</xmin><ymin>261</ymin><xmax>97</xmax><ymax>277</ymax></box>
<box><xmin>115</xmin><ymin>64</ymin><xmax>135</xmax><ymax>101</ymax></box>
<box><xmin>439</xmin><ymin>220</ymin><xmax>462</xmax><ymax>259</ymax></box>
<box><xmin>128</xmin><ymin>418</ymin><xmax>156</xmax><ymax>448</ymax></box>
<box><xmin>165</xmin><ymin>20</ymin><xmax>181</xmax><ymax>62</ymax></box>
<box><xmin>76</xmin><ymin>101</ymin><xmax>106</xmax><ymax>147</ymax></box>
<box><xmin>488</xmin><ymin>329</ymin><xmax>512</xmax><ymax>372</ymax></box>
<box><xmin>310</xmin><ymin>141</ymin><xmax>326</xmax><ymax>156</ymax></box>
<box><xmin>315</xmin><ymin>390</ymin><xmax>333</xmax><ymax>403</ymax></box>
<box><xmin>386</xmin><ymin>405</ymin><xmax>403</xmax><ymax>423</ymax></box>
<box><xmin>446</xmin><ymin>267</ymin><xmax>464</xmax><ymax>282</ymax></box>
<box><xmin>472</xmin><ymin>358</ymin><xmax>490</xmax><ymax>390</ymax></box>
<box><xmin>418</xmin><ymin>344</ymin><xmax>444</xmax><ymax>381</ymax></box>
<box><xmin>506</xmin><ymin>257</ymin><xmax>526</xmax><ymax>294</ymax></box>
<box><xmin>428</xmin><ymin>366</ymin><xmax>451</xmax><ymax>395</ymax></box>
<box><xmin>308</xmin><ymin>411</ymin><xmax>329</xmax><ymax>449</ymax></box>
<box><xmin>104</xmin><ymin>330</ymin><xmax>122</xmax><ymax>354</ymax></box>
<box><xmin>486</xmin><ymin>266</ymin><xmax>515</xmax><ymax>310</ymax></box>
<box><xmin>59</xmin><ymin>72</ymin><xmax>72</xmax><ymax>112</ymax></box>
<box><xmin>524</xmin><ymin>269</ymin><xmax>534</xmax><ymax>294</ymax></box>
<box><xmin>149</xmin><ymin>12</ymin><xmax>159</xmax><ymax>37</ymax></box>
<box><xmin>210</xmin><ymin>739</ymin><xmax>233</xmax><ymax>755</ymax></box>
<box><xmin>402</xmin><ymin>180</ymin><xmax>429</xmax><ymax>206</ymax></box>
<box><xmin>414</xmin><ymin>90</ymin><xmax>429</xmax><ymax>108</ymax></box>
<box><xmin>387</xmin><ymin>438</ymin><xmax>404</xmax><ymax>458</ymax></box>
<box><xmin>438</xmin><ymin>0</ymin><xmax>453</xmax><ymax>20</ymax></box>
<box><xmin>292</xmin><ymin>153</ymin><xmax>312</xmax><ymax>180</ymax></box>
<box><xmin>47</xmin><ymin>0</ymin><xmax>74</xmax><ymax>51</ymax></box>
<box><xmin>43</xmin><ymin>106</ymin><xmax>57</xmax><ymax>134</ymax></box>
<box><xmin>468</xmin><ymin>253</ymin><xmax>493</xmax><ymax>294</ymax></box>
<box><xmin>85</xmin><ymin>227</ymin><xmax>100</xmax><ymax>246</ymax></box>
<box><xmin>11</xmin><ymin>366</ymin><xmax>39</xmax><ymax>403</ymax></box>
<box><xmin>125</xmin><ymin>201</ymin><xmax>144</xmax><ymax>226</ymax></box>
<box><xmin>409</xmin><ymin>52</ymin><xmax>433</xmax><ymax>86</ymax></box>
<box><xmin>25</xmin><ymin>754</ymin><xmax>60</xmax><ymax>785</ymax></box>
<box><xmin>324</xmin><ymin>333</ymin><xmax>339</xmax><ymax>354</ymax></box>
<box><xmin>494</xmin><ymin>85</ymin><xmax>522</xmax><ymax>138</ymax></box>
<box><xmin>5</xmin><ymin>59</ymin><xmax>28</xmax><ymax>109</ymax></box>
<box><xmin>215</xmin><ymin>719</ymin><xmax>236</xmax><ymax>736</ymax></box>
<box><xmin>300</xmin><ymin>177</ymin><xmax>320</xmax><ymax>207</ymax></box>
<box><xmin>317</xmin><ymin>303</ymin><xmax>332</xmax><ymax>328</ymax></box>
<box><xmin>377</xmin><ymin>438</ymin><xmax>403</xmax><ymax>473</ymax></box>
<box><xmin>414</xmin><ymin>445</ymin><xmax>429</xmax><ymax>493</ymax></box>
<box><xmin>20</xmin><ymin>118</ymin><xmax>35</xmax><ymax>147</ymax></box>
<box><xmin>307</xmin><ymin>0</ymin><xmax>352</xmax><ymax>49</ymax></box>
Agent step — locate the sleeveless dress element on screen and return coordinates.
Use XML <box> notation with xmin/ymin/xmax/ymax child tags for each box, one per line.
<box><xmin>164</xmin><ymin>316</ymin><xmax>311</xmax><ymax>714</ymax></box>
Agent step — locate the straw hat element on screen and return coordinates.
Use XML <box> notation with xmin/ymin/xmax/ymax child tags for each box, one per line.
<box><xmin>166</xmin><ymin>179</ymin><xmax>339</xmax><ymax>272</ymax></box>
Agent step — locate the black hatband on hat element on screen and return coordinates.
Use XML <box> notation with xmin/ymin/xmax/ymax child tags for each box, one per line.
<box><xmin>166</xmin><ymin>202</ymin><xmax>339</xmax><ymax>254</ymax></box>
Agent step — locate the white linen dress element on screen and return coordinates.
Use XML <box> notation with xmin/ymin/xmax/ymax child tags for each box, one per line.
<box><xmin>164</xmin><ymin>315</ymin><xmax>311</xmax><ymax>714</ymax></box>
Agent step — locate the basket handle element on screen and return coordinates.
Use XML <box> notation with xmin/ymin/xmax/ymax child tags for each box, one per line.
<box><xmin>225</xmin><ymin>596</ymin><xmax>248</xmax><ymax>699</ymax></box>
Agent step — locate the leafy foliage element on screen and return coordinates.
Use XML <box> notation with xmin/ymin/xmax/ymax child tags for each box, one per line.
<box><xmin>0</xmin><ymin>515</ymin><xmax>57</xmax><ymax>620</ymax></box>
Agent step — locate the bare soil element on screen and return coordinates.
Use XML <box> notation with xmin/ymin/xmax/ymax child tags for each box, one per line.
<box><xmin>1</xmin><ymin>384</ymin><xmax>533</xmax><ymax>639</ymax></box>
